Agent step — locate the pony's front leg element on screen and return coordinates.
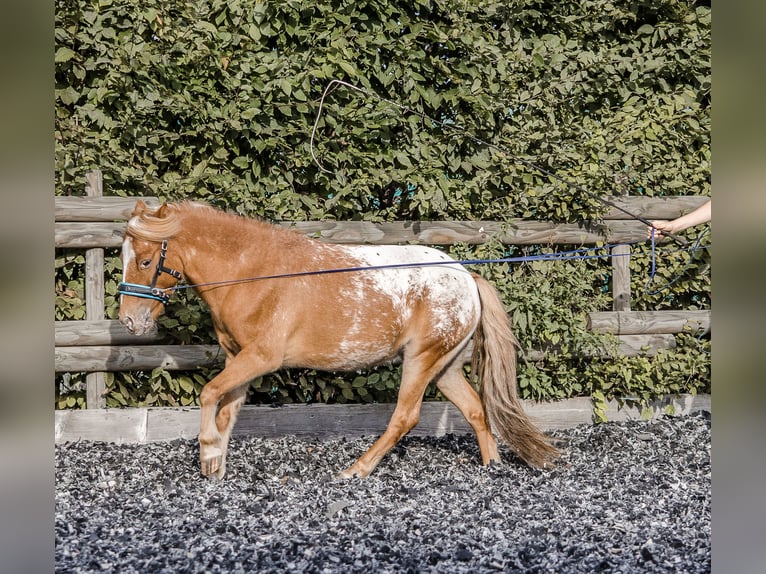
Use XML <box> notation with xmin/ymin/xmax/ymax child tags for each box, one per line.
<box><xmin>198</xmin><ymin>350</ymin><xmax>277</xmax><ymax>479</ymax></box>
<box><xmin>210</xmin><ymin>384</ymin><xmax>249</xmax><ymax>479</ymax></box>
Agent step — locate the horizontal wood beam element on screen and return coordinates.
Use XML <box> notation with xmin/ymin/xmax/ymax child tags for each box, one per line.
<box><xmin>55</xmin><ymin>196</ymin><xmax>161</xmax><ymax>221</ymax></box>
<box><xmin>54</xmin><ymin>334</ymin><xmax>674</xmax><ymax>372</ymax></box>
<box><xmin>54</xmin><ymin>195</ymin><xmax>709</xmax><ymax>249</ymax></box>
<box><xmin>55</xmin><ymin>344</ymin><xmax>223</xmax><ymax>372</ymax></box>
<box><xmin>284</xmin><ymin>220</ymin><xmax>648</xmax><ymax>245</ymax></box>
<box><xmin>55</xmin><ymin>219</ymin><xmax>660</xmax><ymax>249</ymax></box>
<box><xmin>54</xmin><ymin>393</ymin><xmax>711</xmax><ymax>443</ymax></box>
<box><xmin>55</xmin><ymin>320</ymin><xmax>161</xmax><ymax>346</ymax></box>
<box><xmin>56</xmin><ymin>319</ymin><xmax>683</xmax><ymax>349</ymax></box>
<box><xmin>587</xmin><ymin>310</ymin><xmax>711</xmax><ymax>335</ymax></box>
<box><xmin>55</xmin><ymin>222</ymin><xmax>128</xmax><ymax>248</ymax></box>
<box><xmin>601</xmin><ymin>195</ymin><xmax>708</xmax><ymax>220</ymax></box>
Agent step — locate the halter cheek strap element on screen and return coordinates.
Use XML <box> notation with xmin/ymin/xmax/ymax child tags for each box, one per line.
<box><xmin>118</xmin><ymin>240</ymin><xmax>182</xmax><ymax>305</ymax></box>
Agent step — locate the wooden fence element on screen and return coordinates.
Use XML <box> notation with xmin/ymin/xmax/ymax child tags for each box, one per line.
<box><xmin>55</xmin><ymin>171</ymin><xmax>710</xmax><ymax>409</ymax></box>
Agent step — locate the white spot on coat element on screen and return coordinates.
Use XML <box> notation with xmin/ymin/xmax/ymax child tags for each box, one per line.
<box><xmin>337</xmin><ymin>245</ymin><xmax>480</xmax><ymax>352</ymax></box>
<box><xmin>120</xmin><ymin>236</ymin><xmax>136</xmax><ymax>305</ymax></box>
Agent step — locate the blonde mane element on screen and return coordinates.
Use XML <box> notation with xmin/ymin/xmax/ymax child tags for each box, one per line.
<box><xmin>126</xmin><ymin>201</ymin><xmax>285</xmax><ymax>245</ymax></box>
<box><xmin>125</xmin><ymin>201</ymin><xmax>214</xmax><ymax>242</ymax></box>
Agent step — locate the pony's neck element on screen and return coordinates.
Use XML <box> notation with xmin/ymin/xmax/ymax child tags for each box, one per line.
<box><xmin>171</xmin><ymin>205</ymin><xmax>294</xmax><ymax>299</ymax></box>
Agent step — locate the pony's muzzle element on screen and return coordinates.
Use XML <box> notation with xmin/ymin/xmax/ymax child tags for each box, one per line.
<box><xmin>120</xmin><ymin>310</ymin><xmax>155</xmax><ymax>336</ymax></box>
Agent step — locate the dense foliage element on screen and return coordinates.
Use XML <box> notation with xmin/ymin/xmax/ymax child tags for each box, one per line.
<box><xmin>55</xmin><ymin>0</ymin><xmax>710</xmax><ymax>412</ymax></box>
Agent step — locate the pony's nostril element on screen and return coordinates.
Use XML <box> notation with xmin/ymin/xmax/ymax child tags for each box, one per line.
<box><xmin>122</xmin><ymin>316</ymin><xmax>135</xmax><ymax>333</ymax></box>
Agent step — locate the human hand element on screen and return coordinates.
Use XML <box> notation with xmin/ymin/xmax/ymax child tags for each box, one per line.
<box><xmin>647</xmin><ymin>221</ymin><xmax>676</xmax><ymax>238</ymax></box>
<box><xmin>647</xmin><ymin>201</ymin><xmax>710</xmax><ymax>239</ymax></box>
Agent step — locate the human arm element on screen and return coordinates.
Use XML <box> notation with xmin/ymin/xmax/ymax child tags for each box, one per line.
<box><xmin>648</xmin><ymin>199</ymin><xmax>711</xmax><ymax>237</ymax></box>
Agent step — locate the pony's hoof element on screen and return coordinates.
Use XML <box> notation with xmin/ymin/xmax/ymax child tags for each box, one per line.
<box><xmin>200</xmin><ymin>454</ymin><xmax>223</xmax><ymax>478</ymax></box>
<box><xmin>336</xmin><ymin>465</ymin><xmax>367</xmax><ymax>479</ymax></box>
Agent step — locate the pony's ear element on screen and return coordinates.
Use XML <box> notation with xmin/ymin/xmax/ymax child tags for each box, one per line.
<box><xmin>131</xmin><ymin>199</ymin><xmax>147</xmax><ymax>217</ymax></box>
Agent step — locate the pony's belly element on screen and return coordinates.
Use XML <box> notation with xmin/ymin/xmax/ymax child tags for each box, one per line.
<box><xmin>284</xmin><ymin>352</ymin><xmax>401</xmax><ymax>371</ymax></box>
<box><xmin>284</xmin><ymin>332</ymin><xmax>403</xmax><ymax>371</ymax></box>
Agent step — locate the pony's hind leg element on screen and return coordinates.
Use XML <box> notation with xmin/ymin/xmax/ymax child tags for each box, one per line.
<box><xmin>436</xmin><ymin>364</ymin><xmax>499</xmax><ymax>465</ymax></box>
<box><xmin>338</xmin><ymin>347</ymin><xmax>456</xmax><ymax>479</ymax></box>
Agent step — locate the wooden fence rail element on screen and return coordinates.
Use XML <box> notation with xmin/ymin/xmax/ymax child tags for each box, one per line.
<box><xmin>55</xmin><ymin>171</ymin><xmax>709</xmax><ymax>407</ymax></box>
<box><xmin>55</xmin><ymin>394</ymin><xmax>712</xmax><ymax>444</ymax></box>
<box><xmin>55</xmin><ymin>196</ymin><xmax>707</xmax><ymax>249</ymax></box>
<box><xmin>55</xmin><ymin>319</ymin><xmax>694</xmax><ymax>373</ymax></box>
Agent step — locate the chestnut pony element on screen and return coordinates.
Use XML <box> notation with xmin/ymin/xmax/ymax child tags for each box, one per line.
<box><xmin>118</xmin><ymin>200</ymin><xmax>558</xmax><ymax>478</ymax></box>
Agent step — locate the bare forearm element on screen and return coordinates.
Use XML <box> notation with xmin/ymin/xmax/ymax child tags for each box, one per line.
<box><xmin>650</xmin><ymin>200</ymin><xmax>711</xmax><ymax>235</ymax></box>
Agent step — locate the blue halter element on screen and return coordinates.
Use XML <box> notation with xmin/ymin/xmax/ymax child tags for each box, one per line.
<box><xmin>118</xmin><ymin>240</ymin><xmax>182</xmax><ymax>305</ymax></box>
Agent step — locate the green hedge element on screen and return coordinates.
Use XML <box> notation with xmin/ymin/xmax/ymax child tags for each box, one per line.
<box><xmin>55</xmin><ymin>0</ymin><xmax>710</xmax><ymax>411</ymax></box>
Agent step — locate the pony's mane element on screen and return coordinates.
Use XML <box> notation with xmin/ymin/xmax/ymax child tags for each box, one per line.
<box><xmin>126</xmin><ymin>203</ymin><xmax>182</xmax><ymax>242</ymax></box>
<box><xmin>126</xmin><ymin>201</ymin><xmax>269</xmax><ymax>242</ymax></box>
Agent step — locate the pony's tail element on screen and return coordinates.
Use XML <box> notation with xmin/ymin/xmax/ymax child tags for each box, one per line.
<box><xmin>471</xmin><ymin>273</ymin><xmax>560</xmax><ymax>469</ymax></box>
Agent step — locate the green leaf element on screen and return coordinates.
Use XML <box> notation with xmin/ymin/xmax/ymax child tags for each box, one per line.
<box><xmin>179</xmin><ymin>377</ymin><xmax>194</xmax><ymax>393</ymax></box>
<box><xmin>58</xmin><ymin>86</ymin><xmax>80</xmax><ymax>105</ymax></box>
<box><xmin>248</xmin><ymin>23</ymin><xmax>261</xmax><ymax>42</ymax></box>
<box><xmin>241</xmin><ymin>107</ymin><xmax>259</xmax><ymax>120</ymax></box>
<box><xmin>338</xmin><ymin>60</ymin><xmax>356</xmax><ymax>76</ymax></box>
<box><xmin>55</xmin><ymin>47</ymin><xmax>76</xmax><ymax>63</ymax></box>
<box><xmin>232</xmin><ymin>156</ymin><xmax>250</xmax><ymax>169</ymax></box>
<box><xmin>352</xmin><ymin>376</ymin><xmax>366</xmax><ymax>388</ymax></box>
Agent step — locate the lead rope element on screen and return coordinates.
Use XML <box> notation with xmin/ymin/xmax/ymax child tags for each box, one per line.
<box><xmin>125</xmin><ymin>234</ymin><xmax>705</xmax><ymax>306</ymax></box>
<box><xmin>644</xmin><ymin>227</ymin><xmax>710</xmax><ymax>297</ymax></box>
<box><xmin>168</xmin><ymin>238</ymin><xmax>664</xmax><ymax>297</ymax></box>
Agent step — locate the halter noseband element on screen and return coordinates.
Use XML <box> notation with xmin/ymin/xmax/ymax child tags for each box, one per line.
<box><xmin>118</xmin><ymin>240</ymin><xmax>182</xmax><ymax>305</ymax></box>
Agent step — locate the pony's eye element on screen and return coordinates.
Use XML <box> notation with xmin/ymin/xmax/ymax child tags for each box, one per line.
<box><xmin>139</xmin><ymin>259</ymin><xmax>152</xmax><ymax>269</ymax></box>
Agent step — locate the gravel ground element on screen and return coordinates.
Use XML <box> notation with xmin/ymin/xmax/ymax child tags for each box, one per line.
<box><xmin>55</xmin><ymin>411</ymin><xmax>710</xmax><ymax>573</ymax></box>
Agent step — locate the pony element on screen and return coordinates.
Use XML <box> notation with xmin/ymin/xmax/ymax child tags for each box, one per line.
<box><xmin>118</xmin><ymin>200</ymin><xmax>559</xmax><ymax>479</ymax></box>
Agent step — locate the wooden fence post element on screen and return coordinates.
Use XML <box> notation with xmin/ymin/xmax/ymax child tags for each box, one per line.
<box><xmin>611</xmin><ymin>244</ymin><xmax>631</xmax><ymax>311</ymax></box>
<box><xmin>84</xmin><ymin>170</ymin><xmax>106</xmax><ymax>408</ymax></box>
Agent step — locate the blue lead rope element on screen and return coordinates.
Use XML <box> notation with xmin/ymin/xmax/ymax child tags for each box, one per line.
<box><xmin>644</xmin><ymin>227</ymin><xmax>710</xmax><ymax>296</ymax></box>
<box><xmin>168</xmin><ymin>239</ymin><xmax>649</xmax><ymax>296</ymax></box>
<box><xmin>649</xmin><ymin>226</ymin><xmax>657</xmax><ymax>281</ymax></box>
<box><xmin>121</xmin><ymin>234</ymin><xmax>707</xmax><ymax>304</ymax></box>
<box><xmin>124</xmin><ymin>234</ymin><xmax>705</xmax><ymax>305</ymax></box>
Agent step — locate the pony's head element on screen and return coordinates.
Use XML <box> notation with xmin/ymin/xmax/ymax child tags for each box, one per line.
<box><xmin>118</xmin><ymin>200</ymin><xmax>184</xmax><ymax>335</ymax></box>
